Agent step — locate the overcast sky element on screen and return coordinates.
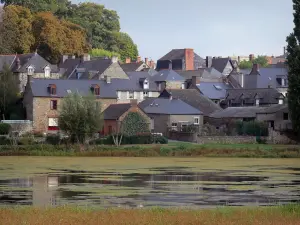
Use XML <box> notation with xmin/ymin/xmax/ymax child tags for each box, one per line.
<box><xmin>76</xmin><ymin>0</ymin><xmax>293</xmax><ymax>60</ymax></box>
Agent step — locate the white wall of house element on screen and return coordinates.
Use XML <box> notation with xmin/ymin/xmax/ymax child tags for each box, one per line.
<box><xmin>117</xmin><ymin>91</ymin><xmax>160</xmax><ymax>103</ymax></box>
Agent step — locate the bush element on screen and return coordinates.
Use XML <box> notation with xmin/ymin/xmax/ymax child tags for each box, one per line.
<box><xmin>152</xmin><ymin>136</ymin><xmax>168</xmax><ymax>144</ymax></box>
<box><xmin>46</xmin><ymin>134</ymin><xmax>61</xmax><ymax>145</ymax></box>
<box><xmin>0</xmin><ymin>136</ymin><xmax>11</xmax><ymax>145</ymax></box>
<box><xmin>18</xmin><ymin>137</ymin><xmax>35</xmax><ymax>145</ymax></box>
<box><xmin>235</xmin><ymin>121</ymin><xmax>268</xmax><ymax>136</ymax></box>
<box><xmin>0</xmin><ymin>123</ymin><xmax>11</xmax><ymax>135</ymax></box>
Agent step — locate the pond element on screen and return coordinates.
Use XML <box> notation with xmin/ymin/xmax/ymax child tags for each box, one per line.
<box><xmin>0</xmin><ymin>157</ymin><xmax>299</xmax><ymax>208</ymax></box>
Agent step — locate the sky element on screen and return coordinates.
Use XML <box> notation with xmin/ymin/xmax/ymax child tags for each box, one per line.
<box><xmin>76</xmin><ymin>0</ymin><xmax>293</xmax><ymax>61</ymax></box>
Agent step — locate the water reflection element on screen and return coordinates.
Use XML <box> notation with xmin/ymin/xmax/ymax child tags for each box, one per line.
<box><xmin>0</xmin><ymin>168</ymin><xmax>299</xmax><ymax>208</ymax></box>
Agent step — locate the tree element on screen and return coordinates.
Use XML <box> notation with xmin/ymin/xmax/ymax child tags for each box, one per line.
<box><xmin>115</xmin><ymin>32</ymin><xmax>139</xmax><ymax>62</ymax></box>
<box><xmin>58</xmin><ymin>93</ymin><xmax>103</xmax><ymax>144</ymax></box>
<box><xmin>239</xmin><ymin>60</ymin><xmax>253</xmax><ymax>69</ymax></box>
<box><xmin>253</xmin><ymin>55</ymin><xmax>269</xmax><ymax>67</ymax></box>
<box><xmin>32</xmin><ymin>12</ymin><xmax>89</xmax><ymax>63</ymax></box>
<box><xmin>286</xmin><ymin>0</ymin><xmax>300</xmax><ymax>134</ymax></box>
<box><xmin>122</xmin><ymin>112</ymin><xmax>150</xmax><ymax>136</ymax></box>
<box><xmin>0</xmin><ymin>5</ymin><xmax>34</xmax><ymax>54</ymax></box>
<box><xmin>0</xmin><ymin>64</ymin><xmax>19</xmax><ymax>120</ymax></box>
<box><xmin>89</xmin><ymin>48</ymin><xmax>120</xmax><ymax>59</ymax></box>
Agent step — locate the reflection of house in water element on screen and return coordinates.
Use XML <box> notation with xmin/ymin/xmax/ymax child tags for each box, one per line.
<box><xmin>33</xmin><ymin>176</ymin><xmax>59</xmax><ymax>206</ymax></box>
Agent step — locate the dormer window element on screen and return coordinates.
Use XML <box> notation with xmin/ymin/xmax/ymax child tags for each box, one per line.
<box><xmin>27</xmin><ymin>65</ymin><xmax>34</xmax><ymax>75</ymax></box>
<box><xmin>255</xmin><ymin>99</ymin><xmax>260</xmax><ymax>106</ymax></box>
<box><xmin>44</xmin><ymin>65</ymin><xmax>51</xmax><ymax>78</ymax></box>
<box><xmin>143</xmin><ymin>79</ymin><xmax>149</xmax><ymax>89</ymax></box>
<box><xmin>181</xmin><ymin>83</ymin><xmax>185</xmax><ymax>89</ymax></box>
<box><xmin>91</xmin><ymin>84</ymin><xmax>100</xmax><ymax>96</ymax></box>
<box><xmin>48</xmin><ymin>84</ymin><xmax>57</xmax><ymax>95</ymax></box>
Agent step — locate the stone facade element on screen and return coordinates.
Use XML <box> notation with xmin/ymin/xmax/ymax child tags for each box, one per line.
<box><xmin>117</xmin><ymin>91</ymin><xmax>160</xmax><ymax>103</ymax></box>
<box><xmin>100</xmin><ymin>62</ymin><xmax>129</xmax><ymax>79</ymax></box>
<box><xmin>19</xmin><ymin>72</ymin><xmax>60</xmax><ymax>92</ymax></box>
<box><xmin>256</xmin><ymin>110</ymin><xmax>292</xmax><ymax>131</ymax></box>
<box><xmin>197</xmin><ymin>136</ymin><xmax>256</xmax><ymax>144</ymax></box>
<box><xmin>267</xmin><ymin>129</ymin><xmax>297</xmax><ymax>144</ymax></box>
<box><xmin>166</xmin><ymin>81</ymin><xmax>184</xmax><ymax>89</ymax></box>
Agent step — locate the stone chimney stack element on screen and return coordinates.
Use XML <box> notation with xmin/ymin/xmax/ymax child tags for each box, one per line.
<box><xmin>125</xmin><ymin>57</ymin><xmax>131</xmax><ymax>63</ymax></box>
<box><xmin>137</xmin><ymin>56</ymin><xmax>141</xmax><ymax>63</ymax></box>
<box><xmin>145</xmin><ymin>58</ymin><xmax>149</xmax><ymax>66</ymax></box>
<box><xmin>249</xmin><ymin>54</ymin><xmax>254</xmax><ymax>61</ymax></box>
<box><xmin>168</xmin><ymin>60</ymin><xmax>172</xmax><ymax>70</ymax></box>
<box><xmin>111</xmin><ymin>56</ymin><xmax>118</xmax><ymax>63</ymax></box>
<box><xmin>184</xmin><ymin>48</ymin><xmax>194</xmax><ymax>70</ymax></box>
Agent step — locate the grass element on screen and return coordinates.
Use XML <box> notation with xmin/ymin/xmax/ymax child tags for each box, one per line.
<box><xmin>1</xmin><ymin>204</ymin><xmax>300</xmax><ymax>225</ymax></box>
<box><xmin>0</xmin><ymin>143</ymin><xmax>300</xmax><ymax>158</ymax></box>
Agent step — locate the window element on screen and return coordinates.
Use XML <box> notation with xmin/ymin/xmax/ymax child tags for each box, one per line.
<box><xmin>91</xmin><ymin>85</ymin><xmax>100</xmax><ymax>96</ymax></box>
<box><xmin>255</xmin><ymin>99</ymin><xmax>260</xmax><ymax>106</ymax></box>
<box><xmin>171</xmin><ymin>122</ymin><xmax>178</xmax><ymax>131</ymax></box>
<box><xmin>50</xmin><ymin>100</ymin><xmax>57</xmax><ymax>110</ymax></box>
<box><xmin>143</xmin><ymin>80</ymin><xmax>149</xmax><ymax>89</ymax></box>
<box><xmin>128</xmin><ymin>91</ymin><xmax>134</xmax><ymax>99</ymax></box>
<box><xmin>48</xmin><ymin>118</ymin><xmax>58</xmax><ymax>131</ymax></box>
<box><xmin>27</xmin><ymin>65</ymin><xmax>34</xmax><ymax>75</ymax></box>
<box><xmin>44</xmin><ymin>66</ymin><xmax>51</xmax><ymax>78</ymax></box>
<box><xmin>283</xmin><ymin>113</ymin><xmax>289</xmax><ymax>121</ymax></box>
<box><xmin>194</xmin><ymin>117</ymin><xmax>200</xmax><ymax>125</ymax></box>
<box><xmin>279</xmin><ymin>99</ymin><xmax>284</xmax><ymax>105</ymax></box>
<box><xmin>181</xmin><ymin>83</ymin><xmax>185</xmax><ymax>89</ymax></box>
<box><xmin>108</xmin><ymin>125</ymin><xmax>112</xmax><ymax>134</ymax></box>
<box><xmin>143</xmin><ymin>91</ymin><xmax>149</xmax><ymax>97</ymax></box>
<box><xmin>48</xmin><ymin>84</ymin><xmax>56</xmax><ymax>95</ymax></box>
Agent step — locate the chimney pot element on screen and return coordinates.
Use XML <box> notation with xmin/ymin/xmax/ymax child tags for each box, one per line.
<box><xmin>137</xmin><ymin>56</ymin><xmax>141</xmax><ymax>63</ymax></box>
<box><xmin>249</xmin><ymin>54</ymin><xmax>254</xmax><ymax>61</ymax></box>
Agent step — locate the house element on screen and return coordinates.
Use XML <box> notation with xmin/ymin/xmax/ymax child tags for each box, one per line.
<box><xmin>121</xmin><ymin>57</ymin><xmax>155</xmax><ymax>72</ymax></box>
<box><xmin>256</xmin><ymin>104</ymin><xmax>292</xmax><ymax>131</ymax></box>
<box><xmin>60</xmin><ymin>55</ymin><xmax>129</xmax><ymax>80</ymax></box>
<box><xmin>156</xmin><ymin>49</ymin><xmax>205</xmax><ymax>71</ymax></box>
<box><xmin>240</xmin><ymin>64</ymin><xmax>288</xmax><ymax>97</ymax></box>
<box><xmin>0</xmin><ymin>53</ymin><xmax>59</xmax><ymax>92</ymax></box>
<box><xmin>225</xmin><ymin>88</ymin><xmax>285</xmax><ymax>107</ymax></box>
<box><xmin>139</xmin><ymin>98</ymin><xmax>203</xmax><ymax>136</ymax></box>
<box><xmin>205</xmin><ymin>57</ymin><xmax>235</xmax><ymax>76</ymax></box>
<box><xmin>159</xmin><ymin>89</ymin><xmax>221</xmax><ymax>117</ymax></box>
<box><xmin>197</xmin><ymin>82</ymin><xmax>233</xmax><ymax>104</ymax></box>
<box><xmin>150</xmin><ymin>69</ymin><xmax>186</xmax><ymax>90</ymax></box>
<box><xmin>102</xmin><ymin>100</ymin><xmax>151</xmax><ymax>135</ymax></box>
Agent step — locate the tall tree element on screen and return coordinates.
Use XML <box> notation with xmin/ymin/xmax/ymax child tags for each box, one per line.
<box><xmin>32</xmin><ymin>12</ymin><xmax>89</xmax><ymax>63</ymax></box>
<box><xmin>0</xmin><ymin>5</ymin><xmax>34</xmax><ymax>54</ymax></box>
<box><xmin>115</xmin><ymin>32</ymin><xmax>139</xmax><ymax>62</ymax></box>
<box><xmin>253</xmin><ymin>55</ymin><xmax>269</xmax><ymax>67</ymax></box>
<box><xmin>0</xmin><ymin>64</ymin><xmax>19</xmax><ymax>120</ymax></box>
<box><xmin>286</xmin><ymin>0</ymin><xmax>300</xmax><ymax>134</ymax></box>
<box><xmin>58</xmin><ymin>93</ymin><xmax>103</xmax><ymax>144</ymax></box>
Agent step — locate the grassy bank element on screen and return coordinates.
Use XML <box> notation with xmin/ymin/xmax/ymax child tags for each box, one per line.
<box><xmin>1</xmin><ymin>204</ymin><xmax>300</xmax><ymax>225</ymax></box>
<box><xmin>0</xmin><ymin>143</ymin><xmax>299</xmax><ymax>158</ymax></box>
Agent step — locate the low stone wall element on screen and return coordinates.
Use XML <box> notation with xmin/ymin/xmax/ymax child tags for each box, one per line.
<box><xmin>196</xmin><ymin>136</ymin><xmax>257</xmax><ymax>144</ymax></box>
<box><xmin>1</xmin><ymin>120</ymin><xmax>33</xmax><ymax>135</ymax></box>
<box><xmin>268</xmin><ymin>129</ymin><xmax>297</xmax><ymax>144</ymax></box>
<box><xmin>168</xmin><ymin>131</ymin><xmax>197</xmax><ymax>143</ymax></box>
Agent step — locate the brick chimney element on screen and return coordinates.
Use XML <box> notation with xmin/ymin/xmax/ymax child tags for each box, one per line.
<box><xmin>125</xmin><ymin>57</ymin><xmax>131</xmax><ymax>63</ymax></box>
<box><xmin>251</xmin><ymin>63</ymin><xmax>260</xmax><ymax>75</ymax></box>
<box><xmin>184</xmin><ymin>48</ymin><xmax>194</xmax><ymax>71</ymax></box>
<box><xmin>137</xmin><ymin>56</ymin><xmax>141</xmax><ymax>63</ymax></box>
<box><xmin>145</xmin><ymin>58</ymin><xmax>149</xmax><ymax>66</ymax></box>
<box><xmin>249</xmin><ymin>54</ymin><xmax>254</xmax><ymax>61</ymax></box>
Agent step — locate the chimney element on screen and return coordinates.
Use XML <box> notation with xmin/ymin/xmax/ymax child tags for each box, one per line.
<box><xmin>137</xmin><ymin>56</ymin><xmax>141</xmax><ymax>63</ymax></box>
<box><xmin>149</xmin><ymin>60</ymin><xmax>155</xmax><ymax>69</ymax></box>
<box><xmin>184</xmin><ymin>48</ymin><xmax>194</xmax><ymax>70</ymax></box>
<box><xmin>111</xmin><ymin>56</ymin><xmax>118</xmax><ymax>63</ymax></box>
<box><xmin>125</xmin><ymin>57</ymin><xmax>131</xmax><ymax>63</ymax></box>
<box><xmin>169</xmin><ymin>93</ymin><xmax>173</xmax><ymax>101</ymax></box>
<box><xmin>61</xmin><ymin>55</ymin><xmax>69</xmax><ymax>64</ymax></box>
<box><xmin>251</xmin><ymin>63</ymin><xmax>260</xmax><ymax>74</ymax></box>
<box><xmin>191</xmin><ymin>76</ymin><xmax>198</xmax><ymax>87</ymax></box>
<box><xmin>168</xmin><ymin>60</ymin><xmax>172</xmax><ymax>70</ymax></box>
<box><xmin>83</xmin><ymin>54</ymin><xmax>90</xmax><ymax>61</ymax></box>
<box><xmin>237</xmin><ymin>56</ymin><xmax>241</xmax><ymax>63</ymax></box>
<box><xmin>105</xmin><ymin>75</ymin><xmax>111</xmax><ymax>84</ymax></box>
<box><xmin>130</xmin><ymin>99</ymin><xmax>138</xmax><ymax>107</ymax></box>
<box><xmin>206</xmin><ymin>56</ymin><xmax>212</xmax><ymax>68</ymax></box>
<box><xmin>145</xmin><ymin>58</ymin><xmax>149</xmax><ymax>66</ymax></box>
<box><xmin>249</xmin><ymin>54</ymin><xmax>254</xmax><ymax>61</ymax></box>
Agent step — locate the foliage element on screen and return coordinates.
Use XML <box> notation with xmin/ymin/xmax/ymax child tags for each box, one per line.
<box><xmin>235</xmin><ymin>121</ymin><xmax>268</xmax><ymax>136</ymax></box>
<box><xmin>0</xmin><ymin>123</ymin><xmax>11</xmax><ymax>135</ymax></box>
<box><xmin>286</xmin><ymin>0</ymin><xmax>300</xmax><ymax>134</ymax></box>
<box><xmin>32</xmin><ymin>12</ymin><xmax>89</xmax><ymax>63</ymax></box>
<box><xmin>239</xmin><ymin>60</ymin><xmax>253</xmax><ymax>69</ymax></box>
<box><xmin>58</xmin><ymin>93</ymin><xmax>103</xmax><ymax>144</ymax></box>
<box><xmin>45</xmin><ymin>134</ymin><xmax>61</xmax><ymax>145</ymax></box>
<box><xmin>122</xmin><ymin>112</ymin><xmax>150</xmax><ymax>136</ymax></box>
<box><xmin>115</xmin><ymin>32</ymin><xmax>139</xmax><ymax>62</ymax></box>
<box><xmin>0</xmin><ymin>136</ymin><xmax>10</xmax><ymax>145</ymax></box>
<box><xmin>253</xmin><ymin>55</ymin><xmax>269</xmax><ymax>67</ymax></box>
<box><xmin>0</xmin><ymin>5</ymin><xmax>34</xmax><ymax>54</ymax></box>
<box><xmin>89</xmin><ymin>48</ymin><xmax>120</xmax><ymax>59</ymax></box>
<box><xmin>0</xmin><ymin>64</ymin><xmax>19</xmax><ymax>119</ymax></box>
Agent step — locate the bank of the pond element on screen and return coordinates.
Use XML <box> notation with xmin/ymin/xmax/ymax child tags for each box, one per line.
<box><xmin>1</xmin><ymin>204</ymin><xmax>300</xmax><ymax>225</ymax></box>
<box><xmin>0</xmin><ymin>143</ymin><xmax>300</xmax><ymax>158</ymax></box>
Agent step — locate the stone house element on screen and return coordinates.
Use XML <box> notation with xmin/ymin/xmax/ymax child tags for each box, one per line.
<box><xmin>121</xmin><ymin>56</ymin><xmax>155</xmax><ymax>72</ymax></box>
<box><xmin>156</xmin><ymin>48</ymin><xmax>205</xmax><ymax>71</ymax></box>
<box><xmin>60</xmin><ymin>55</ymin><xmax>129</xmax><ymax>80</ymax></box>
<box><xmin>102</xmin><ymin>100</ymin><xmax>151</xmax><ymax>135</ymax></box>
<box><xmin>150</xmin><ymin>68</ymin><xmax>186</xmax><ymax>90</ymax></box>
<box><xmin>205</xmin><ymin>57</ymin><xmax>235</xmax><ymax>76</ymax></box>
<box><xmin>197</xmin><ymin>82</ymin><xmax>233</xmax><ymax>105</ymax></box>
<box><xmin>0</xmin><ymin>53</ymin><xmax>59</xmax><ymax>92</ymax></box>
<box><xmin>139</xmin><ymin>98</ymin><xmax>203</xmax><ymax>136</ymax></box>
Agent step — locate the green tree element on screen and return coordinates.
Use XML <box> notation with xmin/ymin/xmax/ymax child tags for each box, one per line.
<box><xmin>0</xmin><ymin>64</ymin><xmax>19</xmax><ymax>120</ymax></box>
<box><xmin>115</xmin><ymin>32</ymin><xmax>139</xmax><ymax>62</ymax></box>
<box><xmin>58</xmin><ymin>93</ymin><xmax>103</xmax><ymax>144</ymax></box>
<box><xmin>122</xmin><ymin>112</ymin><xmax>150</xmax><ymax>136</ymax></box>
<box><xmin>0</xmin><ymin>5</ymin><xmax>34</xmax><ymax>54</ymax></box>
<box><xmin>239</xmin><ymin>60</ymin><xmax>253</xmax><ymax>69</ymax></box>
<box><xmin>286</xmin><ymin>0</ymin><xmax>300</xmax><ymax>134</ymax></box>
<box><xmin>253</xmin><ymin>55</ymin><xmax>269</xmax><ymax>67</ymax></box>
<box><xmin>89</xmin><ymin>48</ymin><xmax>120</xmax><ymax>59</ymax></box>
<box><xmin>32</xmin><ymin>12</ymin><xmax>89</xmax><ymax>63</ymax></box>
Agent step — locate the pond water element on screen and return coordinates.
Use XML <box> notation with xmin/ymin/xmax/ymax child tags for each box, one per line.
<box><xmin>0</xmin><ymin>157</ymin><xmax>299</xmax><ymax>208</ymax></box>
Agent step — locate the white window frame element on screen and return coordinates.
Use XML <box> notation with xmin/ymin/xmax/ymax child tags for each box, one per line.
<box><xmin>181</xmin><ymin>83</ymin><xmax>185</xmax><ymax>89</ymax></box>
<box><xmin>255</xmin><ymin>99</ymin><xmax>260</xmax><ymax>106</ymax></box>
<box><xmin>27</xmin><ymin>65</ymin><xmax>34</xmax><ymax>75</ymax></box>
<box><xmin>171</xmin><ymin>122</ymin><xmax>178</xmax><ymax>131</ymax></box>
<box><xmin>143</xmin><ymin>79</ymin><xmax>149</xmax><ymax>90</ymax></box>
<box><xmin>127</xmin><ymin>91</ymin><xmax>134</xmax><ymax>99</ymax></box>
<box><xmin>117</xmin><ymin>91</ymin><xmax>121</xmax><ymax>100</ymax></box>
<box><xmin>143</xmin><ymin>91</ymin><xmax>149</xmax><ymax>97</ymax></box>
<box><xmin>194</xmin><ymin>117</ymin><xmax>200</xmax><ymax>125</ymax></box>
<box><xmin>48</xmin><ymin>118</ymin><xmax>58</xmax><ymax>127</ymax></box>
<box><xmin>44</xmin><ymin>66</ymin><xmax>51</xmax><ymax>78</ymax></box>
<box><xmin>279</xmin><ymin>99</ymin><xmax>284</xmax><ymax>105</ymax></box>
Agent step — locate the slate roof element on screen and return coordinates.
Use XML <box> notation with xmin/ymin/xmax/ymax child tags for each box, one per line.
<box><xmin>159</xmin><ymin>89</ymin><xmax>221</xmax><ymax>116</ymax></box>
<box><xmin>244</xmin><ymin>68</ymin><xmax>288</xmax><ymax>89</ymax></box>
<box><xmin>59</xmin><ymin>58</ymin><xmax>81</xmax><ymax>77</ymax></box>
<box><xmin>0</xmin><ymin>55</ymin><xmax>15</xmax><ymax>70</ymax></box>
<box><xmin>127</xmin><ymin>71</ymin><xmax>159</xmax><ymax>91</ymax></box>
<box><xmin>150</xmin><ymin>69</ymin><xmax>185</xmax><ymax>82</ymax></box>
<box><xmin>209</xmin><ymin>107</ymin><xmax>264</xmax><ymax>119</ymax></box>
<box><xmin>103</xmin><ymin>104</ymin><xmax>132</xmax><ymax>120</ymax></box>
<box><xmin>197</xmin><ymin>82</ymin><xmax>232</xmax><ymax>100</ymax></box>
<box><xmin>256</xmin><ymin>104</ymin><xmax>288</xmax><ymax>114</ymax></box>
<box><xmin>226</xmin><ymin>88</ymin><xmax>283</xmax><ymax>105</ymax></box>
<box><xmin>176</xmin><ymin>70</ymin><xmax>203</xmax><ymax>79</ymax></box>
<box><xmin>0</xmin><ymin>53</ymin><xmax>58</xmax><ymax>73</ymax></box>
<box><xmin>139</xmin><ymin>98</ymin><xmax>202</xmax><ymax>115</ymax></box>
<box><xmin>212</xmin><ymin>58</ymin><xmax>232</xmax><ymax>73</ymax></box>
<box><xmin>120</xmin><ymin>62</ymin><xmax>144</xmax><ymax>72</ymax></box>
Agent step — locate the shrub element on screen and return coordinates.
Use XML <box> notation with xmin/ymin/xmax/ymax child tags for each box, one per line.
<box><xmin>235</xmin><ymin>121</ymin><xmax>268</xmax><ymax>136</ymax></box>
<box><xmin>18</xmin><ymin>137</ymin><xmax>35</xmax><ymax>145</ymax></box>
<box><xmin>46</xmin><ymin>134</ymin><xmax>61</xmax><ymax>145</ymax></box>
<box><xmin>152</xmin><ymin>136</ymin><xmax>168</xmax><ymax>144</ymax></box>
<box><xmin>0</xmin><ymin>123</ymin><xmax>11</xmax><ymax>135</ymax></box>
<box><xmin>0</xmin><ymin>136</ymin><xmax>11</xmax><ymax>145</ymax></box>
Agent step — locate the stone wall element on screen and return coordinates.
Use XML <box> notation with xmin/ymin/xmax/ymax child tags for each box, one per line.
<box><xmin>166</xmin><ymin>81</ymin><xmax>183</xmax><ymax>89</ymax></box>
<box><xmin>1</xmin><ymin>120</ymin><xmax>33</xmax><ymax>135</ymax></box>
<box><xmin>168</xmin><ymin>131</ymin><xmax>196</xmax><ymax>142</ymax></box>
<box><xmin>19</xmin><ymin>73</ymin><xmax>60</xmax><ymax>92</ymax></box>
<box><xmin>267</xmin><ymin>129</ymin><xmax>297</xmax><ymax>144</ymax></box>
<box><xmin>197</xmin><ymin>136</ymin><xmax>256</xmax><ymax>144</ymax></box>
<box><xmin>101</xmin><ymin>63</ymin><xmax>129</xmax><ymax>79</ymax></box>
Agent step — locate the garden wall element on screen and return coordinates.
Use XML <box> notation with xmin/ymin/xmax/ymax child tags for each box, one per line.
<box><xmin>1</xmin><ymin>120</ymin><xmax>32</xmax><ymax>135</ymax></box>
<box><xmin>196</xmin><ymin>136</ymin><xmax>257</xmax><ymax>144</ymax></box>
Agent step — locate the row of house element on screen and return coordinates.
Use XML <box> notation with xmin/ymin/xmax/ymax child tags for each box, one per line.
<box><xmin>0</xmin><ymin>48</ymin><xmax>291</xmax><ymax>138</ymax></box>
